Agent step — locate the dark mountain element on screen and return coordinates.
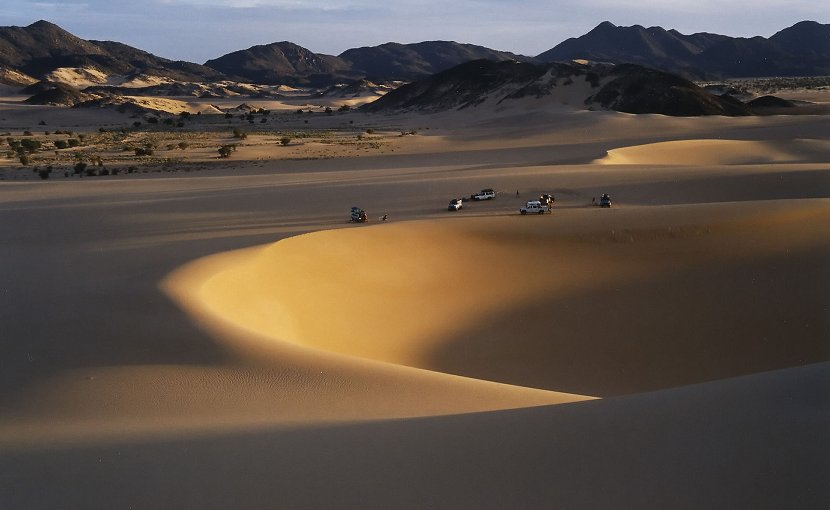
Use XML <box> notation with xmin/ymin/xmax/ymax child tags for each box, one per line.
<box><xmin>537</xmin><ymin>21</ymin><xmax>830</xmax><ymax>78</ymax></box>
<box><xmin>589</xmin><ymin>64</ymin><xmax>750</xmax><ymax>115</ymax></box>
<box><xmin>363</xmin><ymin>60</ymin><xmax>548</xmax><ymax>111</ymax></box>
<box><xmin>339</xmin><ymin>41</ymin><xmax>534</xmax><ymax>81</ymax></box>
<box><xmin>364</xmin><ymin>59</ymin><xmax>751</xmax><ymax>116</ymax></box>
<box><xmin>204</xmin><ymin>42</ymin><xmax>357</xmax><ymax>86</ymax></box>
<box><xmin>537</xmin><ymin>22</ymin><xmax>726</xmax><ymax>78</ymax></box>
<box><xmin>0</xmin><ymin>20</ymin><xmax>225</xmax><ymax>82</ymax></box>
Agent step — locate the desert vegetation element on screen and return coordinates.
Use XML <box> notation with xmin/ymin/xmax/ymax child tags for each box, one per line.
<box><xmin>0</xmin><ymin>107</ymin><xmax>407</xmax><ymax>179</ymax></box>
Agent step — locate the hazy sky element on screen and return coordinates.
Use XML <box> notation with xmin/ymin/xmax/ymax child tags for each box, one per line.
<box><xmin>0</xmin><ymin>1</ymin><xmax>824</xmax><ymax>62</ymax></box>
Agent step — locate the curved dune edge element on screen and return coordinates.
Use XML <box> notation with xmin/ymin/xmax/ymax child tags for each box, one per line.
<box><xmin>594</xmin><ymin>138</ymin><xmax>830</xmax><ymax>165</ymax></box>
<box><xmin>164</xmin><ymin>200</ymin><xmax>829</xmax><ymax>398</ymax></box>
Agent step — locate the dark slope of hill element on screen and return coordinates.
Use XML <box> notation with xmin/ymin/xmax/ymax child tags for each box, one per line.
<box><xmin>0</xmin><ymin>20</ymin><xmax>105</xmax><ymax>69</ymax></box>
<box><xmin>92</xmin><ymin>41</ymin><xmax>227</xmax><ymax>82</ymax></box>
<box><xmin>747</xmin><ymin>95</ymin><xmax>796</xmax><ymax>108</ymax></box>
<box><xmin>203</xmin><ymin>42</ymin><xmax>357</xmax><ymax>86</ymax></box>
<box><xmin>589</xmin><ymin>64</ymin><xmax>750</xmax><ymax>115</ymax></box>
<box><xmin>362</xmin><ymin>60</ymin><xmax>550</xmax><ymax>111</ymax></box>
<box><xmin>23</xmin><ymin>82</ymin><xmax>96</xmax><ymax>106</ymax></box>
<box><xmin>0</xmin><ymin>20</ymin><xmax>225</xmax><ymax>82</ymax></box>
<box><xmin>364</xmin><ymin>60</ymin><xmax>752</xmax><ymax>116</ymax></box>
<box><xmin>339</xmin><ymin>41</ymin><xmax>533</xmax><ymax>81</ymax></box>
<box><xmin>537</xmin><ymin>21</ymin><xmax>830</xmax><ymax>79</ymax></box>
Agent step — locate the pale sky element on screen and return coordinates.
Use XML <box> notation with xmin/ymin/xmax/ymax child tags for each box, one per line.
<box><xmin>0</xmin><ymin>0</ymin><xmax>824</xmax><ymax>62</ymax></box>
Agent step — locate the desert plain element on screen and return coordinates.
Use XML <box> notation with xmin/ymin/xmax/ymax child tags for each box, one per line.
<box><xmin>0</xmin><ymin>84</ymin><xmax>828</xmax><ymax>509</ymax></box>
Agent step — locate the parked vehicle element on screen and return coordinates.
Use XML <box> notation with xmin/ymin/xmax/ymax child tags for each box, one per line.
<box><xmin>448</xmin><ymin>198</ymin><xmax>463</xmax><ymax>211</ymax></box>
<box><xmin>599</xmin><ymin>193</ymin><xmax>611</xmax><ymax>208</ymax></box>
<box><xmin>520</xmin><ymin>200</ymin><xmax>550</xmax><ymax>215</ymax></box>
<box><xmin>350</xmin><ymin>206</ymin><xmax>368</xmax><ymax>222</ymax></box>
<box><xmin>472</xmin><ymin>188</ymin><xmax>496</xmax><ymax>200</ymax></box>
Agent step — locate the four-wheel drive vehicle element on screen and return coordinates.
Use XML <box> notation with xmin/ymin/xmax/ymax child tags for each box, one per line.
<box><xmin>448</xmin><ymin>198</ymin><xmax>463</xmax><ymax>211</ymax></box>
<box><xmin>350</xmin><ymin>206</ymin><xmax>368</xmax><ymax>222</ymax></box>
<box><xmin>599</xmin><ymin>193</ymin><xmax>611</xmax><ymax>208</ymax></box>
<box><xmin>520</xmin><ymin>200</ymin><xmax>550</xmax><ymax>215</ymax></box>
<box><xmin>472</xmin><ymin>188</ymin><xmax>496</xmax><ymax>200</ymax></box>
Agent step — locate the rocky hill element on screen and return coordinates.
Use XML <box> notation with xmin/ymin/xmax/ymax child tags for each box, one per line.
<box><xmin>363</xmin><ymin>59</ymin><xmax>752</xmax><ymax>116</ymax></box>
<box><xmin>0</xmin><ymin>20</ymin><xmax>226</xmax><ymax>82</ymax></box>
<box><xmin>338</xmin><ymin>41</ymin><xmax>534</xmax><ymax>81</ymax></box>
<box><xmin>203</xmin><ymin>42</ymin><xmax>357</xmax><ymax>86</ymax></box>
<box><xmin>537</xmin><ymin>20</ymin><xmax>830</xmax><ymax>79</ymax></box>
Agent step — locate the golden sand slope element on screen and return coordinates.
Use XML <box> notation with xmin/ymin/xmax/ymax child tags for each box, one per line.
<box><xmin>170</xmin><ymin>200</ymin><xmax>830</xmax><ymax>397</ymax></box>
<box><xmin>596</xmin><ymin>138</ymin><xmax>830</xmax><ymax>165</ymax></box>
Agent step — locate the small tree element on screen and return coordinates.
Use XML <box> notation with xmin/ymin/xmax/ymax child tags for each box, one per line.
<box><xmin>54</xmin><ymin>140</ymin><xmax>68</xmax><ymax>150</ymax></box>
<box><xmin>74</xmin><ymin>162</ymin><xmax>87</xmax><ymax>175</ymax></box>
<box><xmin>218</xmin><ymin>145</ymin><xmax>234</xmax><ymax>158</ymax></box>
<box><xmin>20</xmin><ymin>139</ymin><xmax>42</xmax><ymax>153</ymax></box>
<box><xmin>280</xmin><ymin>137</ymin><xmax>291</xmax><ymax>146</ymax></box>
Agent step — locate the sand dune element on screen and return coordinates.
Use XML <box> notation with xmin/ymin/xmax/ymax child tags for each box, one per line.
<box><xmin>170</xmin><ymin>200</ymin><xmax>829</xmax><ymax>396</ymax></box>
<box><xmin>43</xmin><ymin>67</ymin><xmax>110</xmax><ymax>88</ymax></box>
<box><xmin>1</xmin><ymin>102</ymin><xmax>828</xmax><ymax>508</ymax></box>
<box><xmin>596</xmin><ymin>138</ymin><xmax>830</xmax><ymax>165</ymax></box>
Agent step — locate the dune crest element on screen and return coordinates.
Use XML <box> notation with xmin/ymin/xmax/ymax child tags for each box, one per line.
<box><xmin>166</xmin><ymin>201</ymin><xmax>829</xmax><ymax>396</ymax></box>
<box><xmin>595</xmin><ymin>138</ymin><xmax>830</xmax><ymax>165</ymax></box>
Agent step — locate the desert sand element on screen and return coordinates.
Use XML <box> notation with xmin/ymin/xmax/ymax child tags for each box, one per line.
<box><xmin>1</xmin><ymin>94</ymin><xmax>828</xmax><ymax>509</ymax></box>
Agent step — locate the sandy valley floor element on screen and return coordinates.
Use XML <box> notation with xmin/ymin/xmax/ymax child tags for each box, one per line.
<box><xmin>0</xmin><ymin>97</ymin><xmax>828</xmax><ymax>508</ymax></box>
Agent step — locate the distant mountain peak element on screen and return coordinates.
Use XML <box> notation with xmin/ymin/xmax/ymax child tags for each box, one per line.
<box><xmin>28</xmin><ymin>20</ymin><xmax>61</xmax><ymax>29</ymax></box>
<box><xmin>537</xmin><ymin>20</ymin><xmax>830</xmax><ymax>79</ymax></box>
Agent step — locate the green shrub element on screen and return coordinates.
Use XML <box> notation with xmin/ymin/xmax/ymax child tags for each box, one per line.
<box><xmin>20</xmin><ymin>139</ymin><xmax>42</xmax><ymax>153</ymax></box>
<box><xmin>218</xmin><ymin>145</ymin><xmax>236</xmax><ymax>158</ymax></box>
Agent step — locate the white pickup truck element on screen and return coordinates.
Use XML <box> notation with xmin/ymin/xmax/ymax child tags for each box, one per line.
<box><xmin>520</xmin><ymin>200</ymin><xmax>550</xmax><ymax>215</ymax></box>
<box><xmin>472</xmin><ymin>188</ymin><xmax>496</xmax><ymax>200</ymax></box>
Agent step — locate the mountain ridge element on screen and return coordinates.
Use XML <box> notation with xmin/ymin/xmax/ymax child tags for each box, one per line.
<box><xmin>0</xmin><ymin>19</ymin><xmax>827</xmax><ymax>88</ymax></box>
<box><xmin>536</xmin><ymin>20</ymin><xmax>830</xmax><ymax>78</ymax></box>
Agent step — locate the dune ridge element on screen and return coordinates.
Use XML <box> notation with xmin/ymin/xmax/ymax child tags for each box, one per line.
<box><xmin>167</xmin><ymin>199</ymin><xmax>829</xmax><ymax>397</ymax></box>
<box><xmin>596</xmin><ymin>138</ymin><xmax>830</xmax><ymax>165</ymax></box>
